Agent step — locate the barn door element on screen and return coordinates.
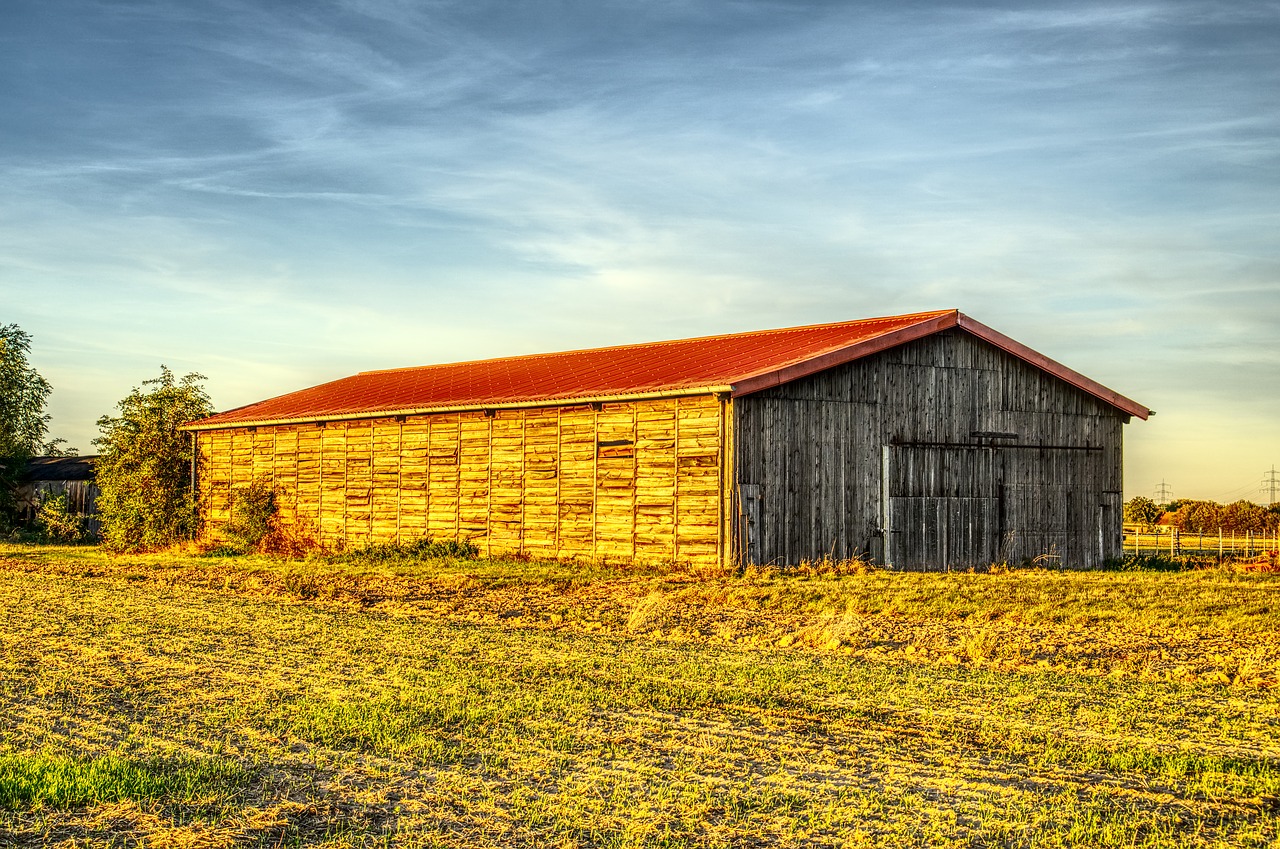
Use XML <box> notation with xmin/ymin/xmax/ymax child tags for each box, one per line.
<box><xmin>882</xmin><ymin>445</ymin><xmax>1001</xmax><ymax>570</ymax></box>
<box><xmin>998</xmin><ymin>449</ymin><xmax>1110</xmax><ymax>566</ymax></box>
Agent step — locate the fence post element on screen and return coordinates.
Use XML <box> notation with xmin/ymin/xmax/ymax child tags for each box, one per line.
<box><xmin>1219</xmin><ymin>527</ymin><xmax>1223</xmax><ymax>562</ymax></box>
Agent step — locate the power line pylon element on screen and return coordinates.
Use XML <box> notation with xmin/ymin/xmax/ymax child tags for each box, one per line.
<box><xmin>1264</xmin><ymin>466</ymin><xmax>1279</xmax><ymax>507</ymax></box>
<box><xmin>1154</xmin><ymin>479</ymin><xmax>1173</xmax><ymax>504</ymax></box>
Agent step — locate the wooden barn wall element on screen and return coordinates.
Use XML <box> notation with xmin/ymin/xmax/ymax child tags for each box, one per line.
<box><xmin>733</xmin><ymin>330</ymin><xmax>1125</xmax><ymax>569</ymax></box>
<box><xmin>195</xmin><ymin>396</ymin><xmax>726</xmax><ymax>567</ymax></box>
<box><xmin>15</xmin><ymin>480</ymin><xmax>101</xmax><ymax>537</ymax></box>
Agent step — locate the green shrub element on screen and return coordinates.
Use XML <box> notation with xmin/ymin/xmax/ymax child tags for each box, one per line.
<box><xmin>223</xmin><ymin>478</ymin><xmax>278</xmax><ymax>553</ymax></box>
<box><xmin>34</xmin><ymin>492</ymin><xmax>88</xmax><ymax>543</ymax></box>
<box><xmin>1100</xmin><ymin>554</ymin><xmax>1191</xmax><ymax>572</ymax></box>
<box><xmin>328</xmin><ymin>536</ymin><xmax>480</xmax><ymax>565</ymax></box>
<box><xmin>94</xmin><ymin>368</ymin><xmax>212</xmax><ymax>552</ymax></box>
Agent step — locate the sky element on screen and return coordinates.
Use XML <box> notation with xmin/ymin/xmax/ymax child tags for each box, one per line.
<box><xmin>2</xmin><ymin>0</ymin><xmax>1278</xmax><ymax>503</ymax></box>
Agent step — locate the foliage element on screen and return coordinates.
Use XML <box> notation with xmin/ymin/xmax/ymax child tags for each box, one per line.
<box><xmin>0</xmin><ymin>325</ymin><xmax>52</xmax><ymax>462</ymax></box>
<box><xmin>326</xmin><ymin>535</ymin><xmax>480</xmax><ymax>565</ymax></box>
<box><xmin>93</xmin><ymin>367</ymin><xmax>213</xmax><ymax>552</ymax></box>
<box><xmin>1222</xmin><ymin>499</ymin><xmax>1276</xmax><ymax>533</ymax></box>
<box><xmin>1164</xmin><ymin>499</ymin><xmax>1279</xmax><ymax>534</ymax></box>
<box><xmin>40</xmin><ymin>437</ymin><xmax>77</xmax><ymax>457</ymax></box>
<box><xmin>1122</xmin><ymin>495</ymin><xmax>1162</xmax><ymax>527</ymax></box>
<box><xmin>33</xmin><ymin>492</ymin><xmax>88</xmax><ymax>543</ymax></box>
<box><xmin>0</xmin><ymin>325</ymin><xmax>52</xmax><ymax>528</ymax></box>
<box><xmin>223</xmin><ymin>478</ymin><xmax>278</xmax><ymax>553</ymax></box>
<box><xmin>1100</xmin><ymin>553</ymin><xmax>1187</xmax><ymax>572</ymax></box>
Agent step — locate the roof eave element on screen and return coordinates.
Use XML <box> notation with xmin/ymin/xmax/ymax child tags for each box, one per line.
<box><xmin>955</xmin><ymin>314</ymin><xmax>1150</xmax><ymax>420</ymax></box>
<box><xmin>728</xmin><ymin>310</ymin><xmax>1150</xmax><ymax>421</ymax></box>
<box><xmin>180</xmin><ymin>385</ymin><xmax>734</xmax><ymax>432</ymax></box>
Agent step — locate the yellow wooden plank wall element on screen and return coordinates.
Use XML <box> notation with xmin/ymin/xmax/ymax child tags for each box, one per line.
<box><xmin>372</xmin><ymin>421</ymin><xmax>400</xmax><ymax>544</ymax></box>
<box><xmin>399</xmin><ymin>420</ymin><xmax>428</xmax><ymax>542</ymax></box>
<box><xmin>196</xmin><ymin>396</ymin><xmax>726</xmax><ymax>567</ymax></box>
<box><xmin>524</xmin><ymin>409</ymin><xmax>559</xmax><ymax>559</ymax></box>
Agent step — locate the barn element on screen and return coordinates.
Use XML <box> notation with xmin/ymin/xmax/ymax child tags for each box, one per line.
<box><xmin>16</xmin><ymin>455</ymin><xmax>101</xmax><ymax>537</ymax></box>
<box><xmin>184</xmin><ymin>309</ymin><xmax>1149</xmax><ymax>569</ymax></box>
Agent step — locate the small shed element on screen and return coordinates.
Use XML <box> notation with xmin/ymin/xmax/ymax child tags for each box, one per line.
<box><xmin>17</xmin><ymin>455</ymin><xmax>101</xmax><ymax>536</ymax></box>
<box><xmin>184</xmin><ymin>310</ymin><xmax>1149</xmax><ymax>569</ymax></box>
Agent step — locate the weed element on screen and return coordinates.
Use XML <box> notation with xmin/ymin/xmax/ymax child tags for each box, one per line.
<box><xmin>1102</xmin><ymin>554</ymin><xmax>1194</xmax><ymax>572</ymax></box>
<box><xmin>325</xmin><ymin>536</ymin><xmax>480</xmax><ymax>565</ymax></box>
<box><xmin>223</xmin><ymin>478</ymin><xmax>278</xmax><ymax>553</ymax></box>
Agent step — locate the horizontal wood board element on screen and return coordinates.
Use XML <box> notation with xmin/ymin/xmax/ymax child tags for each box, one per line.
<box><xmin>196</xmin><ymin>396</ymin><xmax>725</xmax><ymax>567</ymax></box>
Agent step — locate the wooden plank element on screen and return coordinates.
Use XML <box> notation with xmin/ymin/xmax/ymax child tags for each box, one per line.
<box><xmin>370</xmin><ymin>420</ymin><xmax>401</xmax><ymax>544</ymax></box>
<box><xmin>736</xmin><ymin>330</ymin><xmax>1127</xmax><ymax>568</ymax></box>
<box><xmin>489</xmin><ymin>412</ymin><xmax>524</xmax><ymax>554</ymax></box>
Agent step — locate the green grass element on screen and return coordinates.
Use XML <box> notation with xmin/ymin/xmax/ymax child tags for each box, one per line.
<box><xmin>0</xmin><ymin>752</ymin><xmax>248</xmax><ymax>809</ymax></box>
<box><xmin>0</xmin><ymin>541</ymin><xmax>1277</xmax><ymax>846</ymax></box>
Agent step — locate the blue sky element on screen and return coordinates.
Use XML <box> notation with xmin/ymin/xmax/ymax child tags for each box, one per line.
<box><xmin>3</xmin><ymin>0</ymin><xmax>1278</xmax><ymax>501</ymax></box>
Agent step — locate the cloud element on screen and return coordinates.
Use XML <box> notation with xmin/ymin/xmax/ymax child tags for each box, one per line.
<box><xmin>2</xmin><ymin>0</ymin><xmax>1277</xmax><ymax>492</ymax></box>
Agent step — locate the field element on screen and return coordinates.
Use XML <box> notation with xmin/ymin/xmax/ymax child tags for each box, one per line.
<box><xmin>1</xmin><ymin>545</ymin><xmax>1278</xmax><ymax>847</ymax></box>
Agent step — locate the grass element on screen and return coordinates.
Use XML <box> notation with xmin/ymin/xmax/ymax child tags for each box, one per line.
<box><xmin>0</xmin><ymin>752</ymin><xmax>248</xmax><ymax>810</ymax></box>
<box><xmin>0</xmin><ymin>542</ymin><xmax>1277</xmax><ymax>846</ymax></box>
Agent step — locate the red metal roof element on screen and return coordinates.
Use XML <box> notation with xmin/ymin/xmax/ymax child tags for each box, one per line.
<box><xmin>185</xmin><ymin>309</ymin><xmax>1149</xmax><ymax>430</ymax></box>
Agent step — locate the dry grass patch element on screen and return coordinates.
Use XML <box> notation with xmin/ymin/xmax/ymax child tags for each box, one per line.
<box><xmin>0</xmin><ymin>543</ymin><xmax>1278</xmax><ymax>847</ymax></box>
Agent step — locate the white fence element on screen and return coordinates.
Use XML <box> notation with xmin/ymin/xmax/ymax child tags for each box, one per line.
<box><xmin>1123</xmin><ymin>524</ymin><xmax>1278</xmax><ymax>558</ymax></box>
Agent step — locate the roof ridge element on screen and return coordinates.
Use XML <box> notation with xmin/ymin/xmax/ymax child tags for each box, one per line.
<box><xmin>182</xmin><ymin>308</ymin><xmax>1151</xmax><ymax>431</ymax></box>
<box><xmin>359</xmin><ymin>309</ymin><xmax>957</xmax><ymax>376</ymax></box>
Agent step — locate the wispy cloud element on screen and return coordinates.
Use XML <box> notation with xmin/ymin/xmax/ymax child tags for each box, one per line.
<box><xmin>2</xmin><ymin>0</ymin><xmax>1277</xmax><ymax>494</ymax></box>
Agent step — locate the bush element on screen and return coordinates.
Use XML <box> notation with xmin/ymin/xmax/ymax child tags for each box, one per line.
<box><xmin>327</xmin><ymin>537</ymin><xmax>480</xmax><ymax>565</ymax></box>
<box><xmin>34</xmin><ymin>492</ymin><xmax>88</xmax><ymax>543</ymax></box>
<box><xmin>1100</xmin><ymin>554</ymin><xmax>1192</xmax><ymax>572</ymax></box>
<box><xmin>94</xmin><ymin>368</ymin><xmax>213</xmax><ymax>552</ymax></box>
<box><xmin>223</xmin><ymin>479</ymin><xmax>278</xmax><ymax>553</ymax></box>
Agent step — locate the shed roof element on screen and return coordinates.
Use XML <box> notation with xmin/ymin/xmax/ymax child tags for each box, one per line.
<box><xmin>185</xmin><ymin>309</ymin><xmax>1149</xmax><ymax>430</ymax></box>
<box><xmin>22</xmin><ymin>455</ymin><xmax>98</xmax><ymax>482</ymax></box>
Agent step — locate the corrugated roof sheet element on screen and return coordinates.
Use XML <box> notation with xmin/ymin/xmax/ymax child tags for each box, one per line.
<box><xmin>186</xmin><ymin>309</ymin><xmax>1149</xmax><ymax>430</ymax></box>
<box><xmin>23</xmin><ymin>456</ymin><xmax>98</xmax><ymax>482</ymax></box>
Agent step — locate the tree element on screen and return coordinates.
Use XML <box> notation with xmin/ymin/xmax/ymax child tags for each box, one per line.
<box><xmin>1162</xmin><ymin>499</ymin><xmax>1221</xmax><ymax>534</ymax></box>
<box><xmin>1163</xmin><ymin>499</ymin><xmax>1278</xmax><ymax>534</ymax></box>
<box><xmin>1221</xmin><ymin>500</ymin><xmax>1271</xmax><ymax>534</ymax></box>
<box><xmin>94</xmin><ymin>367</ymin><xmax>213</xmax><ymax>552</ymax></box>
<box><xmin>1123</xmin><ymin>496</ymin><xmax>1162</xmax><ymax>527</ymax></box>
<box><xmin>0</xmin><ymin>324</ymin><xmax>53</xmax><ymax>527</ymax></box>
<box><xmin>41</xmin><ymin>437</ymin><xmax>78</xmax><ymax>457</ymax></box>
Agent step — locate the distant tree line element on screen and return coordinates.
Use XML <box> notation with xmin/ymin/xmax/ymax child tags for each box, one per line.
<box><xmin>1124</xmin><ymin>495</ymin><xmax>1280</xmax><ymax>534</ymax></box>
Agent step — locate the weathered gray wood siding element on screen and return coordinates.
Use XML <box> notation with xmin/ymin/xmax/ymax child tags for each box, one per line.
<box><xmin>733</xmin><ymin>330</ymin><xmax>1125</xmax><ymax>569</ymax></box>
<box><xmin>16</xmin><ymin>480</ymin><xmax>101</xmax><ymax>537</ymax></box>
